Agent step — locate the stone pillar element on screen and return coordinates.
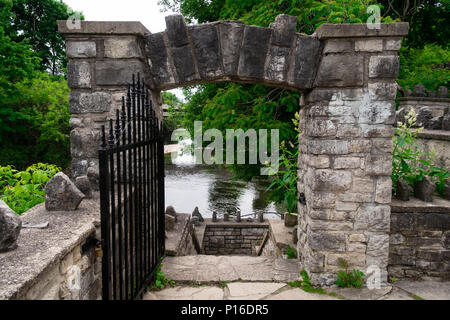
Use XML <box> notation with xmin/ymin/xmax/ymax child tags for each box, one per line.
<box><xmin>57</xmin><ymin>21</ymin><xmax>160</xmax><ymax>186</ymax></box>
<box><xmin>297</xmin><ymin>23</ymin><xmax>409</xmax><ymax>285</ymax></box>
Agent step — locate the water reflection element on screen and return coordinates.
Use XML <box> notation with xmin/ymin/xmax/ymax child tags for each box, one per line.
<box><xmin>164</xmin><ymin>139</ymin><xmax>282</xmax><ymax>219</ymax></box>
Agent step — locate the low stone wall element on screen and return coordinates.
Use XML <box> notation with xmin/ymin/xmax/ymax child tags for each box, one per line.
<box><xmin>201</xmin><ymin>222</ymin><xmax>268</xmax><ymax>255</ymax></box>
<box><xmin>0</xmin><ymin>197</ymin><xmax>101</xmax><ymax>300</ymax></box>
<box><xmin>388</xmin><ymin>197</ymin><xmax>450</xmax><ymax>280</ymax></box>
<box><xmin>415</xmin><ymin>130</ymin><xmax>450</xmax><ymax>170</ymax></box>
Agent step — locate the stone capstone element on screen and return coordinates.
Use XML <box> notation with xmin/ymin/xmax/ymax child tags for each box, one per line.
<box><xmin>437</xmin><ymin>86</ymin><xmax>448</xmax><ymax>98</ymax></box>
<box><xmin>165</xmin><ymin>206</ymin><xmax>177</xmax><ymax>222</ymax></box>
<box><xmin>0</xmin><ymin>200</ymin><xmax>22</xmax><ymax>252</ymax></box>
<box><xmin>414</xmin><ymin>176</ymin><xmax>435</xmax><ymax>202</ymax></box>
<box><xmin>190</xmin><ymin>216</ymin><xmax>200</xmax><ymax>227</ymax></box>
<box><xmin>443</xmin><ymin>180</ymin><xmax>450</xmax><ymax>201</ymax></box>
<box><xmin>45</xmin><ymin>172</ymin><xmax>85</xmax><ymax>211</ymax></box>
<box><xmin>413</xmin><ymin>84</ymin><xmax>426</xmax><ymax>97</ymax></box>
<box><xmin>396</xmin><ymin>178</ymin><xmax>410</xmax><ymax>201</ymax></box>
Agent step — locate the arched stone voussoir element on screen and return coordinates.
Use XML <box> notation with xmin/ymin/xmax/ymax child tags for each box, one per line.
<box><xmin>143</xmin><ymin>14</ymin><xmax>321</xmax><ymax>91</ymax></box>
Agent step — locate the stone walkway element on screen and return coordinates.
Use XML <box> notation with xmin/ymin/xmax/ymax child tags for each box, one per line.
<box><xmin>143</xmin><ymin>255</ymin><xmax>450</xmax><ymax>300</ymax></box>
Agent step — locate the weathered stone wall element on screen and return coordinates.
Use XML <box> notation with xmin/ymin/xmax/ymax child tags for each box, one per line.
<box><xmin>202</xmin><ymin>223</ymin><xmax>268</xmax><ymax>255</ymax></box>
<box><xmin>415</xmin><ymin>130</ymin><xmax>450</xmax><ymax>170</ymax></box>
<box><xmin>297</xmin><ymin>24</ymin><xmax>409</xmax><ymax>286</ymax></box>
<box><xmin>0</xmin><ymin>198</ymin><xmax>101</xmax><ymax>300</ymax></box>
<box><xmin>389</xmin><ymin>198</ymin><xmax>450</xmax><ymax>280</ymax></box>
<box><xmin>57</xmin><ymin>21</ymin><xmax>162</xmax><ymax>186</ymax></box>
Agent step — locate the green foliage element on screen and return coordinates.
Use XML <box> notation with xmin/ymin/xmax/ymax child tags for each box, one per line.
<box><xmin>334</xmin><ymin>258</ymin><xmax>365</xmax><ymax>289</ymax></box>
<box><xmin>286</xmin><ymin>245</ymin><xmax>297</xmax><ymax>259</ymax></box>
<box><xmin>10</xmin><ymin>0</ymin><xmax>84</xmax><ymax>74</ymax></box>
<box><xmin>266</xmin><ymin>114</ymin><xmax>299</xmax><ymax>213</ymax></box>
<box><xmin>0</xmin><ymin>163</ymin><xmax>61</xmax><ymax>214</ymax></box>
<box><xmin>398</xmin><ymin>44</ymin><xmax>449</xmax><ymax>91</ymax></box>
<box><xmin>162</xmin><ymin>91</ymin><xmax>185</xmax><ymax>132</ymax></box>
<box><xmin>0</xmin><ymin>73</ymin><xmax>71</xmax><ymax>169</ymax></box>
<box><xmin>392</xmin><ymin>109</ymin><xmax>450</xmax><ymax>195</ymax></box>
<box><xmin>149</xmin><ymin>264</ymin><xmax>175</xmax><ymax>290</ymax></box>
<box><xmin>288</xmin><ymin>269</ymin><xmax>326</xmax><ymax>295</ymax></box>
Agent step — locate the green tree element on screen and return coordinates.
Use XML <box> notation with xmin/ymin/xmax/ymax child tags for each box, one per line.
<box><xmin>10</xmin><ymin>0</ymin><xmax>84</xmax><ymax>74</ymax></box>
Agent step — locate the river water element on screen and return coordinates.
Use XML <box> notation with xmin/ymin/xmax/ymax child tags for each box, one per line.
<box><xmin>164</xmin><ymin>139</ymin><xmax>283</xmax><ymax>219</ymax></box>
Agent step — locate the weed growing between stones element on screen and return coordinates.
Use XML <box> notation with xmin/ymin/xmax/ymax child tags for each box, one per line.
<box><xmin>334</xmin><ymin>258</ymin><xmax>365</xmax><ymax>289</ymax></box>
<box><xmin>148</xmin><ymin>264</ymin><xmax>175</xmax><ymax>290</ymax></box>
<box><xmin>286</xmin><ymin>245</ymin><xmax>297</xmax><ymax>259</ymax></box>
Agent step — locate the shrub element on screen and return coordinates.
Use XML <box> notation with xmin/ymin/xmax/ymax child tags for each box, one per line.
<box><xmin>335</xmin><ymin>258</ymin><xmax>365</xmax><ymax>289</ymax></box>
<box><xmin>392</xmin><ymin>109</ymin><xmax>450</xmax><ymax>195</ymax></box>
<box><xmin>0</xmin><ymin>163</ymin><xmax>60</xmax><ymax>214</ymax></box>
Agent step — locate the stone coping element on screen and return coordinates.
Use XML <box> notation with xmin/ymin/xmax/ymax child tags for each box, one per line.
<box><xmin>315</xmin><ymin>22</ymin><xmax>409</xmax><ymax>39</ymax></box>
<box><xmin>0</xmin><ymin>195</ymin><xmax>100</xmax><ymax>300</ymax></box>
<box><xmin>391</xmin><ymin>196</ymin><xmax>450</xmax><ymax>213</ymax></box>
<box><xmin>57</xmin><ymin>21</ymin><xmax>151</xmax><ymax>36</ymax></box>
<box><xmin>268</xmin><ymin>219</ymin><xmax>295</xmax><ymax>251</ymax></box>
<box><xmin>416</xmin><ymin>129</ymin><xmax>450</xmax><ymax>141</ymax></box>
<box><xmin>397</xmin><ymin>97</ymin><xmax>450</xmax><ymax>103</ymax></box>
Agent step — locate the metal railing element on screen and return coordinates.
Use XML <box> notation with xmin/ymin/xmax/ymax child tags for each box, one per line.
<box><xmin>99</xmin><ymin>73</ymin><xmax>165</xmax><ymax>300</ymax></box>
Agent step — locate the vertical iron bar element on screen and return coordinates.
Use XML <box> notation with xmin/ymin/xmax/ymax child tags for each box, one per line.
<box><xmin>108</xmin><ymin>119</ymin><xmax>117</xmax><ymax>300</ymax></box>
<box><xmin>136</xmin><ymin>73</ymin><xmax>142</xmax><ymax>296</ymax></box>
<box><xmin>121</xmin><ymin>97</ymin><xmax>129</xmax><ymax>300</ymax></box>
<box><xmin>99</xmin><ymin>126</ymin><xmax>111</xmax><ymax>300</ymax></box>
<box><xmin>158</xmin><ymin>118</ymin><xmax>165</xmax><ymax>256</ymax></box>
<box><xmin>115</xmin><ymin>110</ymin><xmax>123</xmax><ymax>300</ymax></box>
<box><xmin>127</xmin><ymin>83</ymin><xmax>135</xmax><ymax>299</ymax></box>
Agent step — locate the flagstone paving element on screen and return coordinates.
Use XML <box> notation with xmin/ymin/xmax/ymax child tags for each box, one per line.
<box><xmin>143</xmin><ymin>256</ymin><xmax>450</xmax><ymax>300</ymax></box>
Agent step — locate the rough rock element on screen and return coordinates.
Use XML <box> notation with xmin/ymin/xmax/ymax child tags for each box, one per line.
<box><xmin>45</xmin><ymin>172</ymin><xmax>85</xmax><ymax>211</ymax></box>
<box><xmin>413</xmin><ymin>84</ymin><xmax>426</xmax><ymax>97</ymax></box>
<box><xmin>427</xmin><ymin>116</ymin><xmax>443</xmax><ymax>130</ymax></box>
<box><xmin>74</xmin><ymin>176</ymin><xmax>91</xmax><ymax>198</ymax></box>
<box><xmin>165</xmin><ymin>206</ymin><xmax>177</xmax><ymax>222</ymax></box>
<box><xmin>414</xmin><ymin>176</ymin><xmax>435</xmax><ymax>202</ymax></box>
<box><xmin>396</xmin><ymin>178</ymin><xmax>410</xmax><ymax>201</ymax></box>
<box><xmin>284</xmin><ymin>213</ymin><xmax>298</xmax><ymax>227</ymax></box>
<box><xmin>0</xmin><ymin>200</ymin><xmax>22</xmax><ymax>252</ymax></box>
<box><xmin>165</xmin><ymin>214</ymin><xmax>176</xmax><ymax>231</ymax></box>
<box><xmin>192</xmin><ymin>206</ymin><xmax>204</xmax><ymax>222</ymax></box>
<box><xmin>437</xmin><ymin>86</ymin><xmax>448</xmax><ymax>98</ymax></box>
<box><xmin>415</xmin><ymin>107</ymin><xmax>433</xmax><ymax>128</ymax></box>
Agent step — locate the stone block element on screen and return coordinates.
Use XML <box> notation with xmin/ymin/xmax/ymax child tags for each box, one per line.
<box><xmin>165</xmin><ymin>15</ymin><xmax>188</xmax><ymax>47</ymax></box>
<box><xmin>355</xmin><ymin>204</ymin><xmax>390</xmax><ymax>232</ymax></box>
<box><xmin>312</xmin><ymin>169</ymin><xmax>352</xmax><ymax>191</ymax></box>
<box><xmin>70</xmin><ymin>128</ymin><xmax>101</xmax><ymax>158</ymax></box>
<box><xmin>372</xmin><ymin>138</ymin><xmax>393</xmax><ymax>153</ymax></box>
<box><xmin>75</xmin><ymin>176</ymin><xmax>92</xmax><ymax>198</ymax></box>
<box><xmin>355</xmin><ymin>39</ymin><xmax>383</xmax><ymax>52</ymax></box>
<box><xmin>323</xmin><ymin>39</ymin><xmax>353</xmax><ymax>53</ymax></box>
<box><xmin>66</xmin><ymin>41</ymin><xmax>96</xmax><ymax>58</ymax></box>
<box><xmin>359</xmin><ymin>101</ymin><xmax>395</xmax><ymax>124</ymax></box>
<box><xmin>95</xmin><ymin>60</ymin><xmax>144</xmax><ymax>86</ymax></box>
<box><xmin>368</xmin><ymin>82</ymin><xmax>397</xmax><ymax>101</ymax></box>
<box><xmin>190</xmin><ymin>24</ymin><xmax>223</xmax><ymax>79</ymax></box>
<box><xmin>310</xmin><ymin>191</ymin><xmax>336</xmax><ymax>209</ymax></box>
<box><xmin>237</xmin><ymin>25</ymin><xmax>271</xmax><ymax>79</ymax></box>
<box><xmin>171</xmin><ymin>46</ymin><xmax>198</xmax><ymax>83</ymax></box>
<box><xmin>413</xmin><ymin>176</ymin><xmax>435</xmax><ymax>202</ymax></box>
<box><xmin>385</xmin><ymin>39</ymin><xmax>402</xmax><ymax>51</ymax></box>
<box><xmin>315</xmin><ymin>54</ymin><xmax>363</xmax><ymax>87</ymax></box>
<box><xmin>287</xmin><ymin>35</ymin><xmax>321</xmax><ymax>88</ymax></box>
<box><xmin>307</xmin><ymin>230</ymin><xmax>346</xmax><ymax>252</ymax></box>
<box><xmin>67</xmin><ymin>61</ymin><xmax>91</xmax><ymax>89</ymax></box>
<box><xmin>389</xmin><ymin>233</ymin><xmax>405</xmax><ymax>245</ymax></box>
<box><xmin>352</xmin><ymin>178</ymin><xmax>374</xmax><ymax>193</ymax></box>
<box><xmin>349</xmin><ymin>233</ymin><xmax>366</xmax><ymax>242</ymax></box>
<box><xmin>339</xmin><ymin>192</ymin><xmax>373</xmax><ymax>203</ymax></box>
<box><xmin>306</xmin><ymin>119</ymin><xmax>336</xmax><ymax>137</ymax></box>
<box><xmin>307</xmin><ymin>139</ymin><xmax>349</xmax><ymax>155</ymax></box>
<box><xmin>104</xmin><ymin>37</ymin><xmax>141</xmax><ymax>58</ymax></box>
<box><xmin>375</xmin><ymin>176</ymin><xmax>392</xmax><ymax>204</ymax></box>
<box><xmin>69</xmin><ymin>92</ymin><xmax>111</xmax><ymax>114</ymax></box>
<box><xmin>336</xmin><ymin>201</ymin><xmax>359</xmax><ymax>212</ymax></box>
<box><xmin>333</xmin><ymin>156</ymin><xmax>360</xmax><ymax>169</ymax></box>
<box><xmin>269</xmin><ymin>14</ymin><xmax>297</xmax><ymax>47</ymax></box>
<box><xmin>336</xmin><ymin>125</ymin><xmax>361</xmax><ymax>138</ymax></box>
<box><xmin>145</xmin><ymin>32</ymin><xmax>175</xmax><ymax>87</ymax></box>
<box><xmin>328</xmin><ymin>253</ymin><xmax>365</xmax><ymax>267</ymax></box>
<box><xmin>308</xmin><ymin>219</ymin><xmax>353</xmax><ymax>232</ymax></box>
<box><xmin>369</xmin><ymin>55</ymin><xmax>399</xmax><ymax>79</ymax></box>
<box><xmin>364</xmin><ymin>155</ymin><xmax>392</xmax><ymax>176</ymax></box>
<box><xmin>265</xmin><ymin>46</ymin><xmax>290</xmax><ymax>82</ymax></box>
<box><xmin>437</xmin><ymin>86</ymin><xmax>448</xmax><ymax>98</ymax></box>
<box><xmin>219</xmin><ymin>22</ymin><xmax>244</xmax><ymax>76</ymax></box>
<box><xmin>348</xmin><ymin>140</ymin><xmax>372</xmax><ymax>153</ymax></box>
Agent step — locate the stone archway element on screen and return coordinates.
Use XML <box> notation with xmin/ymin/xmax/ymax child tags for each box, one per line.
<box><xmin>58</xmin><ymin>15</ymin><xmax>409</xmax><ymax>285</ymax></box>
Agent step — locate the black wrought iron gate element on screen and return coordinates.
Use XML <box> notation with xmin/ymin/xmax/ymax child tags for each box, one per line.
<box><xmin>98</xmin><ymin>74</ymin><xmax>165</xmax><ymax>300</ymax></box>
